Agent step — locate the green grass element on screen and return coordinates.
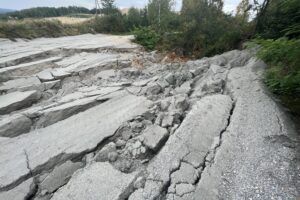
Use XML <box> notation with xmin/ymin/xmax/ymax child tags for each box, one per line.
<box><xmin>132</xmin><ymin>27</ymin><xmax>160</xmax><ymax>50</ymax></box>
<box><xmin>247</xmin><ymin>38</ymin><xmax>300</xmax><ymax>96</ymax></box>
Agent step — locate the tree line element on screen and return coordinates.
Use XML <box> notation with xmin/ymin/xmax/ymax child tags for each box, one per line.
<box><xmin>0</xmin><ymin>6</ymin><xmax>92</xmax><ymax>19</ymax></box>
<box><xmin>95</xmin><ymin>0</ymin><xmax>299</xmax><ymax>96</ymax></box>
<box><xmin>0</xmin><ymin>0</ymin><xmax>298</xmax><ymax>99</ymax></box>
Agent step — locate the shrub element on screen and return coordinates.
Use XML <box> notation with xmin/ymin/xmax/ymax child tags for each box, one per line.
<box><xmin>133</xmin><ymin>27</ymin><xmax>160</xmax><ymax>50</ymax></box>
<box><xmin>248</xmin><ymin>38</ymin><xmax>300</xmax><ymax>96</ymax></box>
<box><xmin>94</xmin><ymin>13</ymin><xmax>125</xmax><ymax>33</ymax></box>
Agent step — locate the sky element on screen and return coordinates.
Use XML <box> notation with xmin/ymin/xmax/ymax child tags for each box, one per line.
<box><xmin>0</xmin><ymin>0</ymin><xmax>241</xmax><ymax>13</ymax></box>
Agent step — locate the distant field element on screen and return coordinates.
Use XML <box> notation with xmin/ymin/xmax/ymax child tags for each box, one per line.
<box><xmin>0</xmin><ymin>17</ymin><xmax>95</xmax><ymax>39</ymax></box>
<box><xmin>45</xmin><ymin>16</ymin><xmax>93</xmax><ymax>25</ymax></box>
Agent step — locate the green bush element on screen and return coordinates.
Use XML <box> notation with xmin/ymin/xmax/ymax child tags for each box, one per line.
<box><xmin>248</xmin><ymin>38</ymin><xmax>300</xmax><ymax>96</ymax></box>
<box><xmin>94</xmin><ymin>13</ymin><xmax>125</xmax><ymax>33</ymax></box>
<box><xmin>133</xmin><ymin>27</ymin><xmax>160</xmax><ymax>50</ymax></box>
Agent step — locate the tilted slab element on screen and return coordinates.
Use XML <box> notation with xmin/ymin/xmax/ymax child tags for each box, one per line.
<box><xmin>0</xmin><ymin>57</ymin><xmax>61</xmax><ymax>82</ymax></box>
<box><xmin>0</xmin><ymin>77</ymin><xmax>42</xmax><ymax>93</ymax></box>
<box><xmin>0</xmin><ymin>34</ymin><xmax>139</xmax><ymax>68</ymax></box>
<box><xmin>0</xmin><ymin>91</ymin><xmax>151</xmax><ymax>190</ymax></box>
<box><xmin>35</xmin><ymin>95</ymin><xmax>102</xmax><ymax>128</ymax></box>
<box><xmin>193</xmin><ymin>58</ymin><xmax>300</xmax><ymax>199</ymax></box>
<box><xmin>54</xmin><ymin>53</ymin><xmax>133</xmax><ymax>76</ymax></box>
<box><xmin>0</xmin><ymin>114</ymin><xmax>32</xmax><ymax>138</ymax></box>
<box><xmin>0</xmin><ymin>91</ymin><xmax>41</xmax><ymax>115</ymax></box>
<box><xmin>0</xmin><ymin>178</ymin><xmax>34</xmax><ymax>200</ymax></box>
<box><xmin>129</xmin><ymin>94</ymin><xmax>233</xmax><ymax>200</ymax></box>
<box><xmin>191</xmin><ymin>64</ymin><xmax>228</xmax><ymax>98</ymax></box>
<box><xmin>36</xmin><ymin>70</ymin><xmax>55</xmax><ymax>82</ymax></box>
<box><xmin>52</xmin><ymin>162</ymin><xmax>138</xmax><ymax>200</ymax></box>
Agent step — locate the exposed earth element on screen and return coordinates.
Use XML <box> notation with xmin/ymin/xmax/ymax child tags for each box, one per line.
<box><xmin>0</xmin><ymin>34</ymin><xmax>299</xmax><ymax>200</ymax></box>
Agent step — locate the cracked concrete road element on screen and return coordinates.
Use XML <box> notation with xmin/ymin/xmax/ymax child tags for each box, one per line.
<box><xmin>194</xmin><ymin>59</ymin><xmax>300</xmax><ymax>200</ymax></box>
<box><xmin>0</xmin><ymin>34</ymin><xmax>298</xmax><ymax>200</ymax></box>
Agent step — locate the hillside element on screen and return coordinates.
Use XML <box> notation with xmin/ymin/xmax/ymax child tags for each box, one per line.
<box><xmin>0</xmin><ymin>6</ymin><xmax>91</xmax><ymax>19</ymax></box>
<box><xmin>0</xmin><ymin>8</ymin><xmax>15</xmax><ymax>14</ymax></box>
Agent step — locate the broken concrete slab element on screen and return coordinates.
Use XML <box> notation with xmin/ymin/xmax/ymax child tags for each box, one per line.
<box><xmin>191</xmin><ymin>64</ymin><xmax>228</xmax><ymax>98</ymax></box>
<box><xmin>51</xmin><ymin>69</ymin><xmax>71</xmax><ymax>80</ymax></box>
<box><xmin>40</xmin><ymin>161</ymin><xmax>83</xmax><ymax>194</ymax></box>
<box><xmin>0</xmin><ymin>178</ymin><xmax>35</xmax><ymax>200</ymax></box>
<box><xmin>0</xmin><ymin>34</ymin><xmax>139</xmax><ymax>68</ymax></box>
<box><xmin>51</xmin><ymin>162</ymin><xmax>137</xmax><ymax>200</ymax></box>
<box><xmin>94</xmin><ymin>142</ymin><xmax>117</xmax><ymax>162</ymax></box>
<box><xmin>0</xmin><ymin>57</ymin><xmax>61</xmax><ymax>82</ymax></box>
<box><xmin>96</xmin><ymin>69</ymin><xmax>116</xmax><ymax>80</ymax></box>
<box><xmin>145</xmin><ymin>83</ymin><xmax>162</xmax><ymax>96</ymax></box>
<box><xmin>129</xmin><ymin>95</ymin><xmax>233</xmax><ymax>200</ymax></box>
<box><xmin>161</xmin><ymin>114</ymin><xmax>174</xmax><ymax>128</ymax></box>
<box><xmin>0</xmin><ymin>114</ymin><xmax>32</xmax><ymax>138</ymax></box>
<box><xmin>43</xmin><ymin>80</ymin><xmax>61</xmax><ymax>90</ymax></box>
<box><xmin>0</xmin><ymin>92</ymin><xmax>151</xmax><ymax>190</ymax></box>
<box><xmin>142</xmin><ymin>124</ymin><xmax>169</xmax><ymax>151</ymax></box>
<box><xmin>35</xmin><ymin>95</ymin><xmax>101</xmax><ymax>128</ymax></box>
<box><xmin>132</xmin><ymin>78</ymin><xmax>152</xmax><ymax>87</ymax></box>
<box><xmin>171</xmin><ymin>162</ymin><xmax>199</xmax><ymax>185</ymax></box>
<box><xmin>175</xmin><ymin>183</ymin><xmax>195</xmax><ymax>197</ymax></box>
<box><xmin>0</xmin><ymin>37</ymin><xmax>298</xmax><ymax>200</ymax></box>
<box><xmin>0</xmin><ymin>77</ymin><xmax>42</xmax><ymax>93</ymax></box>
<box><xmin>36</xmin><ymin>70</ymin><xmax>55</xmax><ymax>82</ymax></box>
<box><xmin>56</xmin><ymin>92</ymin><xmax>85</xmax><ymax>104</ymax></box>
<box><xmin>0</xmin><ymin>90</ymin><xmax>41</xmax><ymax>115</ymax></box>
<box><xmin>193</xmin><ymin>58</ymin><xmax>300</xmax><ymax>200</ymax></box>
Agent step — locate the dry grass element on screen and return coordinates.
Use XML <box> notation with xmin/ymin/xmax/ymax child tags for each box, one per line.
<box><xmin>0</xmin><ymin>18</ymin><xmax>95</xmax><ymax>39</ymax></box>
<box><xmin>45</xmin><ymin>16</ymin><xmax>93</xmax><ymax>25</ymax></box>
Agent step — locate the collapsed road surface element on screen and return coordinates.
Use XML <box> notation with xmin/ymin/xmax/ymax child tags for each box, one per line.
<box><xmin>0</xmin><ymin>34</ymin><xmax>299</xmax><ymax>200</ymax></box>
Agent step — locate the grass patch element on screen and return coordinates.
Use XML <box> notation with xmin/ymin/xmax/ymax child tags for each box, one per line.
<box><xmin>248</xmin><ymin>38</ymin><xmax>300</xmax><ymax>96</ymax></box>
<box><xmin>132</xmin><ymin>27</ymin><xmax>160</xmax><ymax>50</ymax></box>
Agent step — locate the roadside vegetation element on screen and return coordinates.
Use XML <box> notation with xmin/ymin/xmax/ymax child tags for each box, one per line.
<box><xmin>0</xmin><ymin>0</ymin><xmax>299</xmax><ymax>101</ymax></box>
<box><xmin>247</xmin><ymin>0</ymin><xmax>299</xmax><ymax>98</ymax></box>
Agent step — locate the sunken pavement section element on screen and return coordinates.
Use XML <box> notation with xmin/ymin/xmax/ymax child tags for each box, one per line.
<box><xmin>0</xmin><ymin>34</ymin><xmax>299</xmax><ymax>200</ymax></box>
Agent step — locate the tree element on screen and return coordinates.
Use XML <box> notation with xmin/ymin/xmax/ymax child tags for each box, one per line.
<box><xmin>209</xmin><ymin>0</ymin><xmax>224</xmax><ymax>11</ymax></box>
<box><xmin>126</xmin><ymin>7</ymin><xmax>142</xmax><ymax>30</ymax></box>
<box><xmin>101</xmin><ymin>0</ymin><xmax>116</xmax><ymax>15</ymax></box>
<box><xmin>147</xmin><ymin>0</ymin><xmax>175</xmax><ymax>30</ymax></box>
<box><xmin>253</xmin><ymin>0</ymin><xmax>300</xmax><ymax>39</ymax></box>
<box><xmin>0</xmin><ymin>6</ymin><xmax>92</xmax><ymax>19</ymax></box>
<box><xmin>180</xmin><ymin>0</ymin><xmax>244</xmax><ymax>56</ymax></box>
<box><xmin>236</xmin><ymin>0</ymin><xmax>251</xmax><ymax>22</ymax></box>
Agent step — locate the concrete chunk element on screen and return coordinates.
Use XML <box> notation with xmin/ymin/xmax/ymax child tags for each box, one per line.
<box><xmin>130</xmin><ymin>95</ymin><xmax>233</xmax><ymax>199</ymax></box>
<box><xmin>52</xmin><ymin>162</ymin><xmax>137</xmax><ymax>200</ymax></box>
<box><xmin>40</xmin><ymin>161</ymin><xmax>83</xmax><ymax>193</ymax></box>
<box><xmin>0</xmin><ymin>92</ymin><xmax>151</xmax><ymax>189</ymax></box>
<box><xmin>0</xmin><ymin>77</ymin><xmax>41</xmax><ymax>93</ymax></box>
<box><xmin>37</xmin><ymin>70</ymin><xmax>55</xmax><ymax>82</ymax></box>
<box><xmin>97</xmin><ymin>69</ymin><xmax>116</xmax><ymax>79</ymax></box>
<box><xmin>51</xmin><ymin>69</ymin><xmax>71</xmax><ymax>79</ymax></box>
<box><xmin>0</xmin><ymin>178</ymin><xmax>35</xmax><ymax>200</ymax></box>
<box><xmin>142</xmin><ymin>125</ymin><xmax>168</xmax><ymax>151</ymax></box>
<box><xmin>0</xmin><ymin>114</ymin><xmax>32</xmax><ymax>137</ymax></box>
<box><xmin>36</xmin><ymin>96</ymin><xmax>100</xmax><ymax>128</ymax></box>
<box><xmin>0</xmin><ymin>57</ymin><xmax>61</xmax><ymax>82</ymax></box>
<box><xmin>0</xmin><ymin>91</ymin><xmax>41</xmax><ymax>114</ymax></box>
